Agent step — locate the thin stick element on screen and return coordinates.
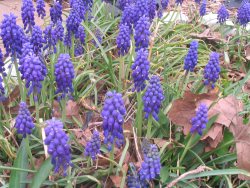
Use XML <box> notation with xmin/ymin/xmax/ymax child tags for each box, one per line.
<box><xmin>148</xmin><ymin>22</ymin><xmax>161</xmax><ymax>61</ymax></box>
<box><xmin>166</xmin><ymin>166</ymin><xmax>212</xmax><ymax>188</ymax></box>
<box><xmin>132</xmin><ymin>127</ymin><xmax>142</xmax><ymax>162</ymax></box>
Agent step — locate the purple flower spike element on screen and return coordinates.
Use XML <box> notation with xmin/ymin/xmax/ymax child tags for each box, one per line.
<box><xmin>184</xmin><ymin>40</ymin><xmax>199</xmax><ymax>72</ymax></box>
<box><xmin>0</xmin><ymin>76</ymin><xmax>5</xmax><ymax>102</ymax></box>
<box><xmin>21</xmin><ymin>0</ymin><xmax>35</xmax><ymax>32</ymax></box>
<box><xmin>135</xmin><ymin>0</ymin><xmax>150</xmax><ymax>23</ymax></box>
<box><xmin>0</xmin><ymin>49</ymin><xmax>6</xmax><ymax>76</ymax></box>
<box><xmin>217</xmin><ymin>5</ymin><xmax>229</xmax><ymax>24</ymax></box>
<box><xmin>55</xmin><ymin>54</ymin><xmax>75</xmax><ymax>100</ymax></box>
<box><xmin>84</xmin><ymin>130</ymin><xmax>101</xmax><ymax>160</ymax></box>
<box><xmin>31</xmin><ymin>25</ymin><xmax>44</xmax><ymax>55</ymax></box>
<box><xmin>237</xmin><ymin>2</ymin><xmax>250</xmax><ymax>26</ymax></box>
<box><xmin>121</xmin><ymin>4</ymin><xmax>136</xmax><ymax>31</ymax></box>
<box><xmin>139</xmin><ymin>144</ymin><xmax>161</xmax><ymax>181</ymax></box>
<box><xmin>45</xmin><ymin>119</ymin><xmax>72</xmax><ymax>175</ymax></box>
<box><xmin>143</xmin><ymin>76</ymin><xmax>164</xmax><ymax>121</ymax></box>
<box><xmin>50</xmin><ymin>1</ymin><xmax>62</xmax><ymax>24</ymax></box>
<box><xmin>190</xmin><ymin>104</ymin><xmax>208</xmax><ymax>135</ymax></box>
<box><xmin>75</xmin><ymin>25</ymin><xmax>86</xmax><ymax>45</ymax></box>
<box><xmin>175</xmin><ymin>0</ymin><xmax>184</xmax><ymax>5</ymax></box>
<box><xmin>44</xmin><ymin>23</ymin><xmax>57</xmax><ymax>53</ymax></box>
<box><xmin>134</xmin><ymin>16</ymin><xmax>150</xmax><ymax>51</ymax></box>
<box><xmin>36</xmin><ymin>0</ymin><xmax>46</xmax><ymax>19</ymax></box>
<box><xmin>101</xmin><ymin>91</ymin><xmax>126</xmax><ymax>151</ymax></box>
<box><xmin>131</xmin><ymin>48</ymin><xmax>150</xmax><ymax>92</ymax></box>
<box><xmin>15</xmin><ymin>102</ymin><xmax>35</xmax><ymax>138</ymax></box>
<box><xmin>116</xmin><ymin>24</ymin><xmax>131</xmax><ymax>56</ymax></box>
<box><xmin>204</xmin><ymin>52</ymin><xmax>220</xmax><ymax>88</ymax></box>
<box><xmin>161</xmin><ymin>0</ymin><xmax>169</xmax><ymax>9</ymax></box>
<box><xmin>199</xmin><ymin>0</ymin><xmax>206</xmax><ymax>16</ymax></box>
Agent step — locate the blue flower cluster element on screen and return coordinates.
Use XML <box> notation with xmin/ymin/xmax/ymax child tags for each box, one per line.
<box><xmin>161</xmin><ymin>0</ymin><xmax>169</xmax><ymax>9</ymax></box>
<box><xmin>190</xmin><ymin>103</ymin><xmax>208</xmax><ymax>135</ymax></box>
<box><xmin>54</xmin><ymin>54</ymin><xmax>75</xmax><ymax>99</ymax></box>
<box><xmin>0</xmin><ymin>76</ymin><xmax>5</xmax><ymax>101</ymax></box>
<box><xmin>127</xmin><ymin>163</ymin><xmax>149</xmax><ymax>188</ymax></box>
<box><xmin>19</xmin><ymin>53</ymin><xmax>47</xmax><ymax>96</ymax></box>
<box><xmin>118</xmin><ymin>0</ymin><xmax>135</xmax><ymax>10</ymax></box>
<box><xmin>117</xmin><ymin>24</ymin><xmax>131</xmax><ymax>56</ymax></box>
<box><xmin>131</xmin><ymin>48</ymin><xmax>150</xmax><ymax>91</ymax></box>
<box><xmin>50</xmin><ymin>1</ymin><xmax>62</xmax><ymax>24</ymax></box>
<box><xmin>143</xmin><ymin>76</ymin><xmax>164</xmax><ymax>121</ymax></box>
<box><xmin>36</xmin><ymin>0</ymin><xmax>46</xmax><ymax>19</ymax></box>
<box><xmin>121</xmin><ymin>4</ymin><xmax>136</xmax><ymax>30</ymax></box>
<box><xmin>134</xmin><ymin>16</ymin><xmax>150</xmax><ymax>51</ymax></box>
<box><xmin>44</xmin><ymin>23</ymin><xmax>57</xmax><ymax>53</ymax></box>
<box><xmin>31</xmin><ymin>25</ymin><xmax>44</xmax><ymax>55</ymax></box>
<box><xmin>139</xmin><ymin>144</ymin><xmax>161</xmax><ymax>181</ymax></box>
<box><xmin>0</xmin><ymin>14</ymin><xmax>24</xmax><ymax>57</ymax></box>
<box><xmin>184</xmin><ymin>40</ymin><xmax>199</xmax><ymax>72</ymax></box>
<box><xmin>200</xmin><ymin>0</ymin><xmax>207</xmax><ymax>16</ymax></box>
<box><xmin>44</xmin><ymin>119</ymin><xmax>72</xmax><ymax>175</ymax></box>
<box><xmin>237</xmin><ymin>2</ymin><xmax>250</xmax><ymax>26</ymax></box>
<box><xmin>74</xmin><ymin>42</ymin><xmax>84</xmax><ymax>56</ymax></box>
<box><xmin>204</xmin><ymin>52</ymin><xmax>220</xmax><ymax>88</ymax></box>
<box><xmin>135</xmin><ymin>0</ymin><xmax>149</xmax><ymax>23</ymax></box>
<box><xmin>71</xmin><ymin>0</ymin><xmax>87</xmax><ymax>20</ymax></box>
<box><xmin>0</xmin><ymin>49</ymin><xmax>6</xmax><ymax>76</ymax></box>
<box><xmin>101</xmin><ymin>91</ymin><xmax>126</xmax><ymax>150</ymax></box>
<box><xmin>21</xmin><ymin>0</ymin><xmax>35</xmax><ymax>32</ymax></box>
<box><xmin>20</xmin><ymin>42</ymin><xmax>34</xmax><ymax>66</ymax></box>
<box><xmin>75</xmin><ymin>25</ymin><xmax>86</xmax><ymax>45</ymax></box>
<box><xmin>84</xmin><ymin>130</ymin><xmax>101</xmax><ymax>160</ymax></box>
<box><xmin>15</xmin><ymin>102</ymin><xmax>35</xmax><ymax>138</ymax></box>
<box><xmin>148</xmin><ymin>0</ymin><xmax>157</xmax><ymax>20</ymax></box>
<box><xmin>176</xmin><ymin>0</ymin><xmax>184</xmax><ymax>5</ymax></box>
<box><xmin>54</xmin><ymin>21</ymin><xmax>64</xmax><ymax>42</ymax></box>
<box><xmin>217</xmin><ymin>5</ymin><xmax>229</xmax><ymax>24</ymax></box>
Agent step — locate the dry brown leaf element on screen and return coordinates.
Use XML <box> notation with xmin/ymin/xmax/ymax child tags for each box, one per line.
<box><xmin>154</xmin><ymin>139</ymin><xmax>169</xmax><ymax>148</ymax></box>
<box><xmin>245</xmin><ymin>45</ymin><xmax>250</xmax><ymax>60</ymax></box>
<box><xmin>3</xmin><ymin>86</ymin><xmax>20</xmax><ymax>107</ymax></box>
<box><xmin>190</xmin><ymin>28</ymin><xmax>226</xmax><ymax>43</ymax></box>
<box><xmin>110</xmin><ymin>175</ymin><xmax>123</xmax><ymax>188</ymax></box>
<box><xmin>168</xmin><ymin>91</ymin><xmax>218</xmax><ymax>135</ymax></box>
<box><xmin>201</xmin><ymin>123</ymin><xmax>223</xmax><ymax>151</ymax></box>
<box><xmin>80</xmin><ymin>98</ymin><xmax>98</xmax><ymax>112</ymax></box>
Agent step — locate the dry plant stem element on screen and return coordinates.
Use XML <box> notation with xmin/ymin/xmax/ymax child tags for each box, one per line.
<box><xmin>133</xmin><ymin>127</ymin><xmax>142</xmax><ymax>162</ymax></box>
<box><xmin>13</xmin><ymin>54</ymin><xmax>25</xmax><ymax>101</ymax></box>
<box><xmin>148</xmin><ymin>21</ymin><xmax>160</xmax><ymax>61</ymax></box>
<box><xmin>180</xmin><ymin>70</ymin><xmax>188</xmax><ymax>93</ymax></box>
<box><xmin>0</xmin><ymin>102</ymin><xmax>8</xmax><ymax>120</ymax></box>
<box><xmin>166</xmin><ymin>166</ymin><xmax>213</xmax><ymax>188</ymax></box>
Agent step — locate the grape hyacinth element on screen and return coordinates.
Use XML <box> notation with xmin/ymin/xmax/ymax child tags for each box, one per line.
<box><xmin>71</xmin><ymin>0</ymin><xmax>87</xmax><ymax>20</ymax></box>
<box><xmin>118</xmin><ymin>0</ymin><xmax>135</xmax><ymax>10</ymax></box>
<box><xmin>195</xmin><ymin>0</ymin><xmax>201</xmax><ymax>4</ymax></box>
<box><xmin>54</xmin><ymin>21</ymin><xmax>64</xmax><ymax>42</ymax></box>
<box><xmin>91</xmin><ymin>29</ymin><xmax>103</xmax><ymax>47</ymax></box>
<box><xmin>176</xmin><ymin>0</ymin><xmax>184</xmax><ymax>5</ymax></box>
<box><xmin>50</xmin><ymin>1</ymin><xmax>62</xmax><ymax>24</ymax></box>
<box><xmin>75</xmin><ymin>25</ymin><xmax>86</xmax><ymax>45</ymax></box>
<box><xmin>127</xmin><ymin>163</ymin><xmax>149</xmax><ymax>188</ymax></box>
<box><xmin>199</xmin><ymin>0</ymin><xmax>206</xmax><ymax>16</ymax></box>
<box><xmin>135</xmin><ymin>0</ymin><xmax>150</xmax><ymax>22</ymax></box>
<box><xmin>116</xmin><ymin>24</ymin><xmax>131</xmax><ymax>56</ymax></box>
<box><xmin>36</xmin><ymin>0</ymin><xmax>46</xmax><ymax>19</ymax></box>
<box><xmin>139</xmin><ymin>144</ymin><xmax>161</xmax><ymax>181</ymax></box>
<box><xmin>0</xmin><ymin>76</ymin><xmax>5</xmax><ymax>101</ymax></box>
<box><xmin>148</xmin><ymin>0</ymin><xmax>157</xmax><ymax>20</ymax></box>
<box><xmin>134</xmin><ymin>16</ymin><xmax>150</xmax><ymax>51</ymax></box>
<box><xmin>143</xmin><ymin>76</ymin><xmax>164</xmax><ymax>121</ymax></box>
<box><xmin>184</xmin><ymin>40</ymin><xmax>199</xmax><ymax>72</ymax></box>
<box><xmin>20</xmin><ymin>42</ymin><xmax>34</xmax><ymax>66</ymax></box>
<box><xmin>190</xmin><ymin>104</ymin><xmax>208</xmax><ymax>135</ymax></box>
<box><xmin>0</xmin><ymin>14</ymin><xmax>24</xmax><ymax>57</ymax></box>
<box><xmin>101</xmin><ymin>91</ymin><xmax>126</xmax><ymax>151</ymax></box>
<box><xmin>84</xmin><ymin>130</ymin><xmax>101</xmax><ymax>160</ymax></box>
<box><xmin>121</xmin><ymin>4</ymin><xmax>136</xmax><ymax>31</ymax></box>
<box><xmin>0</xmin><ymin>49</ymin><xmax>6</xmax><ymax>76</ymax></box>
<box><xmin>44</xmin><ymin>23</ymin><xmax>57</xmax><ymax>53</ymax></box>
<box><xmin>131</xmin><ymin>48</ymin><xmax>150</xmax><ymax>91</ymax></box>
<box><xmin>204</xmin><ymin>52</ymin><xmax>220</xmax><ymax>88</ymax></box>
<box><xmin>161</xmin><ymin>0</ymin><xmax>169</xmax><ymax>9</ymax></box>
<box><xmin>44</xmin><ymin>119</ymin><xmax>72</xmax><ymax>175</ymax></box>
<box><xmin>19</xmin><ymin>53</ymin><xmax>47</xmax><ymax>96</ymax></box>
<box><xmin>217</xmin><ymin>5</ymin><xmax>229</xmax><ymax>24</ymax></box>
<box><xmin>54</xmin><ymin>54</ymin><xmax>75</xmax><ymax>99</ymax></box>
<box><xmin>237</xmin><ymin>2</ymin><xmax>250</xmax><ymax>26</ymax></box>
<box><xmin>31</xmin><ymin>26</ymin><xmax>44</xmax><ymax>55</ymax></box>
<box><xmin>74</xmin><ymin>42</ymin><xmax>84</xmax><ymax>56</ymax></box>
<box><xmin>21</xmin><ymin>0</ymin><xmax>35</xmax><ymax>32</ymax></box>
<box><xmin>15</xmin><ymin>102</ymin><xmax>35</xmax><ymax>138</ymax></box>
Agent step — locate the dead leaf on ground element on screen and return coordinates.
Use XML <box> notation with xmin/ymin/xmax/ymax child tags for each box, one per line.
<box><xmin>153</xmin><ymin>139</ymin><xmax>170</xmax><ymax>149</ymax></box>
<box><xmin>168</xmin><ymin>91</ymin><xmax>218</xmax><ymax>135</ymax></box>
<box><xmin>80</xmin><ymin>97</ymin><xmax>98</xmax><ymax>112</ymax></box>
<box><xmin>110</xmin><ymin>175</ymin><xmax>123</xmax><ymax>188</ymax></box>
<box><xmin>201</xmin><ymin>123</ymin><xmax>223</xmax><ymax>151</ymax></box>
<box><xmin>245</xmin><ymin>45</ymin><xmax>250</xmax><ymax>60</ymax></box>
<box><xmin>243</xmin><ymin>80</ymin><xmax>250</xmax><ymax>94</ymax></box>
<box><xmin>190</xmin><ymin>28</ymin><xmax>226</xmax><ymax>43</ymax></box>
<box><xmin>3</xmin><ymin>86</ymin><xmax>20</xmax><ymax>107</ymax></box>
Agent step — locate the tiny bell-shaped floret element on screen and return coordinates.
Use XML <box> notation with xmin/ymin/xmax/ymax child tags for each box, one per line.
<box><xmin>184</xmin><ymin>40</ymin><xmax>199</xmax><ymax>72</ymax></box>
<box><xmin>217</xmin><ymin>5</ymin><xmax>229</xmax><ymax>24</ymax></box>
<box><xmin>84</xmin><ymin>130</ymin><xmax>101</xmax><ymax>160</ymax></box>
<box><xmin>36</xmin><ymin>0</ymin><xmax>46</xmax><ymax>19</ymax></box>
<box><xmin>116</xmin><ymin>24</ymin><xmax>131</xmax><ymax>56</ymax></box>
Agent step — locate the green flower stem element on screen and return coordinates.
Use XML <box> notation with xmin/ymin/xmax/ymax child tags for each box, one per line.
<box><xmin>179</xmin><ymin>134</ymin><xmax>195</xmax><ymax>165</ymax></box>
<box><xmin>49</xmin><ymin>53</ymin><xmax>56</xmax><ymax>107</ymax></box>
<box><xmin>25</xmin><ymin>136</ymin><xmax>35</xmax><ymax>170</ymax></box>
<box><xmin>136</xmin><ymin>92</ymin><xmax>143</xmax><ymax>137</ymax></box>
<box><xmin>0</xmin><ymin>102</ymin><xmax>8</xmax><ymax>121</ymax></box>
<box><xmin>118</xmin><ymin>57</ymin><xmax>125</xmax><ymax>92</ymax></box>
<box><xmin>61</xmin><ymin>98</ymin><xmax>67</xmax><ymax>123</ymax></box>
<box><xmin>13</xmin><ymin>54</ymin><xmax>25</xmax><ymax>101</ymax></box>
<box><xmin>109</xmin><ymin>144</ymin><xmax>115</xmax><ymax>173</ymax></box>
<box><xmin>35</xmin><ymin>98</ymin><xmax>40</xmax><ymax>124</ymax></box>
<box><xmin>146</xmin><ymin>115</ymin><xmax>153</xmax><ymax>138</ymax></box>
<box><xmin>180</xmin><ymin>70</ymin><xmax>189</xmax><ymax>95</ymax></box>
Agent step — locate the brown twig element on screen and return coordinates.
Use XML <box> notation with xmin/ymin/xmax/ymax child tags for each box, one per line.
<box><xmin>132</xmin><ymin>127</ymin><xmax>142</xmax><ymax>162</ymax></box>
<box><xmin>166</xmin><ymin>166</ymin><xmax>212</xmax><ymax>188</ymax></box>
<box><xmin>148</xmin><ymin>21</ymin><xmax>160</xmax><ymax>61</ymax></box>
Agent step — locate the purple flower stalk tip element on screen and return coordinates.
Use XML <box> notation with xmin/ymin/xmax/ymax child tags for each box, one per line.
<box><xmin>131</xmin><ymin>48</ymin><xmax>150</xmax><ymax>92</ymax></box>
<box><xmin>116</xmin><ymin>24</ymin><xmax>131</xmax><ymax>56</ymax></box>
<box><xmin>139</xmin><ymin>144</ymin><xmax>161</xmax><ymax>181</ymax></box>
<box><xmin>199</xmin><ymin>0</ymin><xmax>206</xmax><ymax>16</ymax></box>
<box><xmin>176</xmin><ymin>0</ymin><xmax>184</xmax><ymax>5</ymax></box>
<box><xmin>21</xmin><ymin>0</ymin><xmax>35</xmax><ymax>32</ymax></box>
<box><xmin>121</xmin><ymin>4</ymin><xmax>136</xmax><ymax>31</ymax></box>
<box><xmin>143</xmin><ymin>76</ymin><xmax>164</xmax><ymax>121</ymax></box>
<box><xmin>36</xmin><ymin>0</ymin><xmax>46</xmax><ymax>19</ymax></box>
<box><xmin>75</xmin><ymin>25</ymin><xmax>86</xmax><ymax>45</ymax></box>
<box><xmin>0</xmin><ymin>49</ymin><xmax>6</xmax><ymax>76</ymax></box>
<box><xmin>15</xmin><ymin>102</ymin><xmax>35</xmax><ymax>138</ymax></box>
<box><xmin>101</xmin><ymin>91</ymin><xmax>126</xmax><ymax>151</ymax></box>
<box><xmin>134</xmin><ymin>16</ymin><xmax>151</xmax><ymax>51</ymax></box>
<box><xmin>44</xmin><ymin>23</ymin><xmax>57</xmax><ymax>53</ymax></box>
<box><xmin>0</xmin><ymin>76</ymin><xmax>5</xmax><ymax>102</ymax></box>
<box><xmin>84</xmin><ymin>130</ymin><xmax>101</xmax><ymax>160</ymax></box>
<box><xmin>135</xmin><ymin>0</ymin><xmax>149</xmax><ymax>23</ymax></box>
<box><xmin>148</xmin><ymin>0</ymin><xmax>157</xmax><ymax>20</ymax></box>
<box><xmin>237</xmin><ymin>2</ymin><xmax>250</xmax><ymax>26</ymax></box>
<box><xmin>161</xmin><ymin>0</ymin><xmax>169</xmax><ymax>9</ymax></box>
<box><xmin>204</xmin><ymin>52</ymin><xmax>220</xmax><ymax>88</ymax></box>
<box><xmin>55</xmin><ymin>54</ymin><xmax>75</xmax><ymax>100</ymax></box>
<box><xmin>217</xmin><ymin>5</ymin><xmax>229</xmax><ymax>24</ymax></box>
<box><xmin>44</xmin><ymin>119</ymin><xmax>72</xmax><ymax>175</ymax></box>
<box><xmin>190</xmin><ymin>103</ymin><xmax>208</xmax><ymax>135</ymax></box>
<box><xmin>184</xmin><ymin>40</ymin><xmax>199</xmax><ymax>72</ymax></box>
<box><xmin>50</xmin><ymin>1</ymin><xmax>62</xmax><ymax>24</ymax></box>
<box><xmin>31</xmin><ymin>25</ymin><xmax>45</xmax><ymax>55</ymax></box>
